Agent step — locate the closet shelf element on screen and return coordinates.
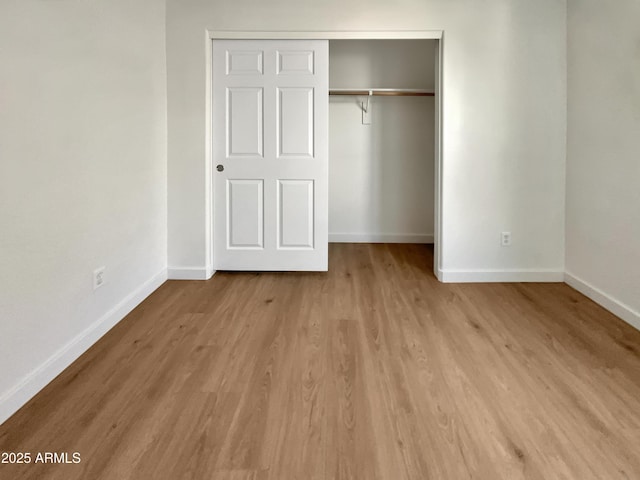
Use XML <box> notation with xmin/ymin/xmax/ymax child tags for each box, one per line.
<box><xmin>329</xmin><ymin>88</ymin><xmax>434</xmax><ymax>97</ymax></box>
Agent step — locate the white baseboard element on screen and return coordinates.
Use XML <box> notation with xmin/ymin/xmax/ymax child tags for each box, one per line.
<box><xmin>0</xmin><ymin>268</ymin><xmax>167</xmax><ymax>426</ymax></box>
<box><xmin>438</xmin><ymin>268</ymin><xmax>564</xmax><ymax>283</ymax></box>
<box><xmin>168</xmin><ymin>266</ymin><xmax>215</xmax><ymax>280</ymax></box>
<box><xmin>206</xmin><ymin>265</ymin><xmax>215</xmax><ymax>280</ymax></box>
<box><xmin>329</xmin><ymin>233</ymin><xmax>434</xmax><ymax>243</ymax></box>
<box><xmin>565</xmin><ymin>271</ymin><xmax>640</xmax><ymax>332</ymax></box>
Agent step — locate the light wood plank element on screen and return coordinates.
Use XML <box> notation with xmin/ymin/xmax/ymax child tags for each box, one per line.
<box><xmin>1</xmin><ymin>244</ymin><xmax>639</xmax><ymax>480</ymax></box>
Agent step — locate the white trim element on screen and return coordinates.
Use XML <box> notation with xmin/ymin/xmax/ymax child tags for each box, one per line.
<box><xmin>208</xmin><ymin>30</ymin><xmax>443</xmax><ymax>40</ymax></box>
<box><xmin>329</xmin><ymin>233</ymin><xmax>433</xmax><ymax>244</ymax></box>
<box><xmin>168</xmin><ymin>267</ymin><xmax>215</xmax><ymax>280</ymax></box>
<box><xmin>565</xmin><ymin>272</ymin><xmax>640</xmax><ymax>332</ymax></box>
<box><xmin>438</xmin><ymin>269</ymin><xmax>564</xmax><ymax>283</ymax></box>
<box><xmin>206</xmin><ymin>265</ymin><xmax>216</xmax><ymax>280</ymax></box>
<box><xmin>433</xmin><ymin>35</ymin><xmax>444</xmax><ymax>280</ymax></box>
<box><xmin>0</xmin><ymin>268</ymin><xmax>167</xmax><ymax>426</ymax></box>
<box><xmin>205</xmin><ymin>30</ymin><xmax>214</xmax><ymax>276</ymax></box>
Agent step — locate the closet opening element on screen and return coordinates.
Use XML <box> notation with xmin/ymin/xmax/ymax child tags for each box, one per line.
<box><xmin>328</xmin><ymin>40</ymin><xmax>438</xmax><ymax>270</ymax></box>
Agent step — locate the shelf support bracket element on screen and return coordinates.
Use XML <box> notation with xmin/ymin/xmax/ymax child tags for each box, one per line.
<box><xmin>362</xmin><ymin>90</ymin><xmax>372</xmax><ymax>125</ymax></box>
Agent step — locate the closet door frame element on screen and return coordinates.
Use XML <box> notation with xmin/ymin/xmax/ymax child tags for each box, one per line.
<box><xmin>206</xmin><ymin>30</ymin><xmax>444</xmax><ymax>280</ymax></box>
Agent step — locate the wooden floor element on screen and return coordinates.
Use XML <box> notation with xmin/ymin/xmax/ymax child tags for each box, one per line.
<box><xmin>1</xmin><ymin>244</ymin><xmax>640</xmax><ymax>480</ymax></box>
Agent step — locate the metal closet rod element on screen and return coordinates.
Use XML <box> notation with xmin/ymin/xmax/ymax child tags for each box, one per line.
<box><xmin>329</xmin><ymin>88</ymin><xmax>434</xmax><ymax>97</ymax></box>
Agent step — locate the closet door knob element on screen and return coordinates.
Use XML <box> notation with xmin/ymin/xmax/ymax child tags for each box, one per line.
<box><xmin>216</xmin><ymin>164</ymin><xmax>224</xmax><ymax>172</ymax></box>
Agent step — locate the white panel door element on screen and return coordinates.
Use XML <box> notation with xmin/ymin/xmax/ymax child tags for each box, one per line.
<box><xmin>213</xmin><ymin>40</ymin><xmax>328</xmax><ymax>271</ymax></box>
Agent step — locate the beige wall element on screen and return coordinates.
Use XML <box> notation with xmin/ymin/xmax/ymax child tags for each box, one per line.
<box><xmin>566</xmin><ymin>0</ymin><xmax>640</xmax><ymax>328</ymax></box>
<box><xmin>0</xmin><ymin>0</ymin><xmax>168</xmax><ymax>423</ymax></box>
<box><xmin>167</xmin><ymin>0</ymin><xmax>567</xmax><ymax>280</ymax></box>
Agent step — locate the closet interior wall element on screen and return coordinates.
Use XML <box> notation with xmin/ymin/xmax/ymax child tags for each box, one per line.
<box><xmin>328</xmin><ymin>40</ymin><xmax>436</xmax><ymax>244</ymax></box>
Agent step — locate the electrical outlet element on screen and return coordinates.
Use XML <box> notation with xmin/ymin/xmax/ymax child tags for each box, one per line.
<box><xmin>93</xmin><ymin>267</ymin><xmax>106</xmax><ymax>290</ymax></box>
<box><xmin>501</xmin><ymin>231</ymin><xmax>512</xmax><ymax>247</ymax></box>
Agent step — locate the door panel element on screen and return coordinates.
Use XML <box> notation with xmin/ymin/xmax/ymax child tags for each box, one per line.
<box><xmin>213</xmin><ymin>40</ymin><xmax>328</xmax><ymax>271</ymax></box>
<box><xmin>277</xmin><ymin>88</ymin><xmax>314</xmax><ymax>158</ymax></box>
<box><xmin>278</xmin><ymin>180</ymin><xmax>314</xmax><ymax>249</ymax></box>
<box><xmin>227</xmin><ymin>179</ymin><xmax>264</xmax><ymax>249</ymax></box>
<box><xmin>226</xmin><ymin>50</ymin><xmax>264</xmax><ymax>75</ymax></box>
<box><xmin>227</xmin><ymin>88</ymin><xmax>263</xmax><ymax>157</ymax></box>
<box><xmin>276</xmin><ymin>50</ymin><xmax>314</xmax><ymax>75</ymax></box>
